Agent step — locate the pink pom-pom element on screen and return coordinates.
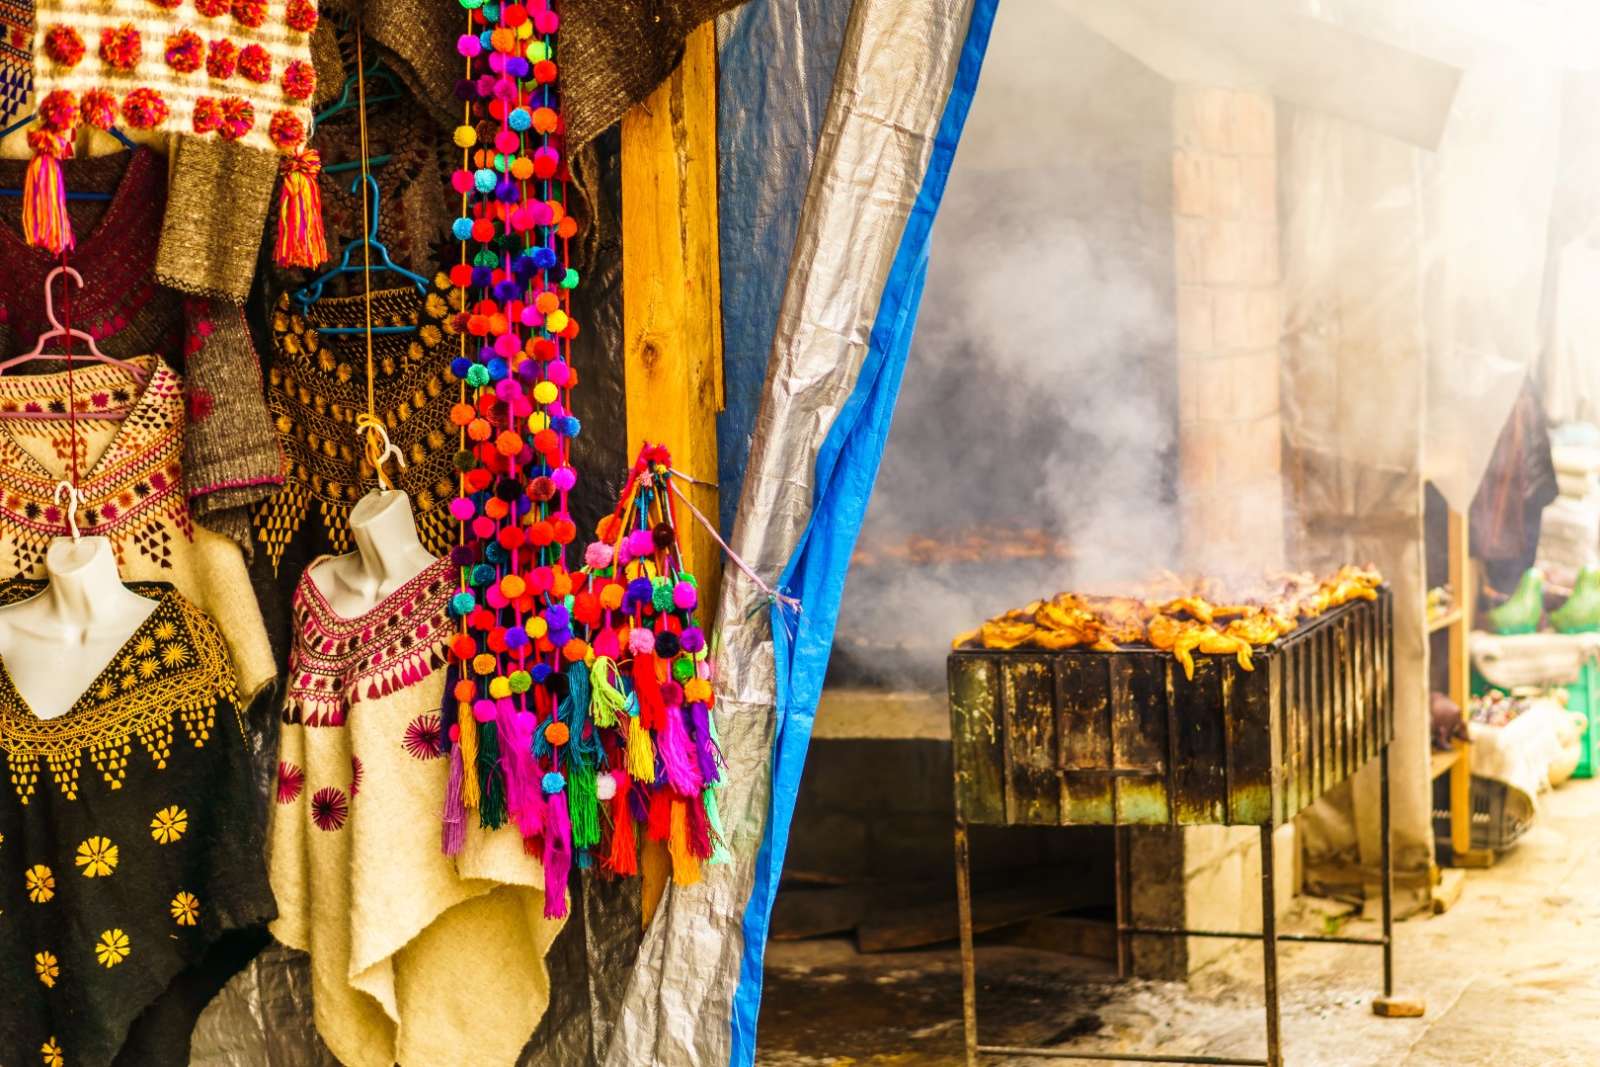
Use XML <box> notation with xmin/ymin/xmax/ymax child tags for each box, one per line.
<box><xmin>551</xmin><ymin>466</ymin><xmax>577</xmax><ymax>492</ymax></box>
<box><xmin>629</xmin><ymin>628</ymin><xmax>656</xmax><ymax>655</ymax></box>
<box><xmin>448</xmin><ymin>497</ymin><xmax>476</xmax><ymax>521</ymax></box>
<box><xmin>585</xmin><ymin>542</ymin><xmax>614</xmax><ymax>568</ymax></box>
<box><xmin>472</xmin><ymin>699</ymin><xmax>497</xmax><ymax>723</ymax></box>
<box><xmin>457</xmin><ymin>33</ymin><xmax>482</xmax><ymax>57</ymax></box>
<box><xmin>626</xmin><ymin>529</ymin><xmax>655</xmax><ymax>557</ymax></box>
<box><xmin>673</xmin><ymin>582</ymin><xmax>698</xmax><ymax>611</ymax></box>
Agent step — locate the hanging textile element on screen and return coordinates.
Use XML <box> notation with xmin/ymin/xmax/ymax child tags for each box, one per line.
<box><xmin>0</xmin><ymin>581</ymin><xmax>273</xmax><ymax>1067</ymax></box>
<box><xmin>606</xmin><ymin>2</ymin><xmax>998</xmax><ymax>1064</ymax></box>
<box><xmin>0</xmin><ymin>0</ymin><xmax>27</xmax><ymax>128</ymax></box>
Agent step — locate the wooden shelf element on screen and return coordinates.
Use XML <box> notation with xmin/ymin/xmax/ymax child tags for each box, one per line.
<box><xmin>1429</xmin><ymin>746</ymin><xmax>1464</xmax><ymax>779</ymax></box>
<box><xmin>1427</xmin><ymin>608</ymin><xmax>1464</xmax><ymax>634</ymax></box>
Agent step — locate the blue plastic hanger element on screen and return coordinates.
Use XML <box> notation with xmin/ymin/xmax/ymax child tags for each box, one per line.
<box><xmin>311</xmin><ymin>61</ymin><xmax>403</xmax><ymax>136</ymax></box>
<box><xmin>292</xmin><ymin>174</ymin><xmax>428</xmax><ymax>334</ymax></box>
<box><xmin>0</xmin><ymin>114</ymin><xmax>135</xmax><ymax>201</ymax></box>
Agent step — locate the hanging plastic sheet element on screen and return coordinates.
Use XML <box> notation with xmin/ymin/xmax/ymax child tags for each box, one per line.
<box><xmin>604</xmin><ymin>2</ymin><xmax>996</xmax><ymax>1064</ymax></box>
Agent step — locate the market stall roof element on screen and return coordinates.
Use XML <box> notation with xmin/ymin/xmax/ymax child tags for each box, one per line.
<box><xmin>1053</xmin><ymin>0</ymin><xmax>1462</xmax><ymax>149</ymax></box>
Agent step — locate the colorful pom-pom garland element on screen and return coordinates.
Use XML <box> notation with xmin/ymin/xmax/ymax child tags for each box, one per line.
<box><xmin>438</xmin><ymin>0</ymin><xmax>725</xmax><ymax>919</ymax></box>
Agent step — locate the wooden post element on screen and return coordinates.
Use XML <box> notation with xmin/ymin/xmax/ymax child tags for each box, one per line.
<box><xmin>620</xmin><ymin>21</ymin><xmax>725</xmax><ymax>925</ymax></box>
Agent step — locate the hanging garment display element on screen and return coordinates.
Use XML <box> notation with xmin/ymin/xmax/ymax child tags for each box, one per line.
<box><xmin>0</xmin><ymin>580</ymin><xmax>273</xmax><ymax>1067</ymax></box>
<box><xmin>26</xmin><ymin>0</ymin><xmax>322</xmax><ymax>262</ymax></box>
<box><xmin>0</xmin><ymin>148</ymin><xmax>284</xmax><ymax>549</ymax></box>
<box><xmin>268</xmin><ymin>558</ymin><xmax>563</xmax><ymax>1067</ymax></box>
<box><xmin>0</xmin><ymin>356</ymin><xmax>276</xmax><ymax>696</ymax></box>
<box><xmin>254</xmin><ymin>274</ymin><xmax>461</xmax><ymax>574</ymax></box>
<box><xmin>0</xmin><ymin>0</ymin><xmax>28</xmax><ymax>127</ymax></box>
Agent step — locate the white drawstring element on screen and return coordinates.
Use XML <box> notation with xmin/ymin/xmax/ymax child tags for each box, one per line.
<box><xmin>355</xmin><ymin>413</ymin><xmax>406</xmax><ymax>490</ymax></box>
<box><xmin>53</xmin><ymin>480</ymin><xmax>82</xmax><ymax>541</ymax></box>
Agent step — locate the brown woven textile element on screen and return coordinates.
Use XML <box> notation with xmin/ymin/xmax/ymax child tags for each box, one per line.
<box><xmin>155</xmin><ymin>137</ymin><xmax>281</xmax><ymax>305</ymax></box>
<box><xmin>0</xmin><ymin>149</ymin><xmax>282</xmax><ymax>551</ymax></box>
<box><xmin>324</xmin><ymin>0</ymin><xmax>745</xmax><ymax>147</ymax></box>
<box><xmin>253</xmin><ymin>272</ymin><xmax>464</xmax><ymax>574</ymax></box>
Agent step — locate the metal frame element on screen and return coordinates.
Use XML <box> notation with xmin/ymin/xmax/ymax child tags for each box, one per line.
<box><xmin>955</xmin><ymin>746</ymin><xmax>1397</xmax><ymax>1067</ymax></box>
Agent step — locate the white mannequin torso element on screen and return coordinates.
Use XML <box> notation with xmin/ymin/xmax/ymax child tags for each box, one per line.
<box><xmin>309</xmin><ymin>489</ymin><xmax>438</xmax><ymax>617</ymax></box>
<box><xmin>0</xmin><ymin>536</ymin><xmax>158</xmax><ymax>719</ymax></box>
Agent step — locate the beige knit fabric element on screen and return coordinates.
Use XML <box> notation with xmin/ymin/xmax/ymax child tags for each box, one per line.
<box><xmin>270</xmin><ymin>559</ymin><xmax>564</xmax><ymax>1067</ymax></box>
<box><xmin>0</xmin><ymin>356</ymin><xmax>275</xmax><ymax>698</ymax></box>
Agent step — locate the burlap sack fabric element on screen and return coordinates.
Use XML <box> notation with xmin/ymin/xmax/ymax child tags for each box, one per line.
<box><xmin>157</xmin><ymin>0</ymin><xmax>746</xmax><ymax>303</ymax></box>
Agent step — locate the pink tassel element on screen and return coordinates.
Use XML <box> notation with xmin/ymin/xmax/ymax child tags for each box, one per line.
<box><xmin>500</xmin><ymin>705</ymin><xmax>545</xmax><ymax>839</ymax></box>
<box><xmin>543</xmin><ymin>789</ymin><xmax>572</xmax><ymax>918</ymax></box>
<box><xmin>441</xmin><ymin>747</ymin><xmax>467</xmax><ymax>855</ymax></box>
<box><xmin>658</xmin><ymin>703</ymin><xmax>702</xmax><ymax>796</ymax></box>
<box><xmin>24</xmin><ymin>130</ymin><xmax>74</xmax><ymax>255</ymax></box>
<box><xmin>275</xmin><ymin>148</ymin><xmax>329</xmax><ymax>268</ymax></box>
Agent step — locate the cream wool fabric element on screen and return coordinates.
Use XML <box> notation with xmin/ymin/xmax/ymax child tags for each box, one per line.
<box><xmin>269</xmin><ymin>559</ymin><xmax>564</xmax><ymax>1067</ymax></box>
<box><xmin>0</xmin><ymin>356</ymin><xmax>274</xmax><ymax>696</ymax></box>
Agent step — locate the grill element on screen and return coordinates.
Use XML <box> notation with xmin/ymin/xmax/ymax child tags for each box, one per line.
<box><xmin>948</xmin><ymin>589</ymin><xmax>1395</xmax><ymax>829</ymax></box>
<box><xmin>947</xmin><ymin>588</ymin><xmax>1419</xmax><ymax>1067</ymax></box>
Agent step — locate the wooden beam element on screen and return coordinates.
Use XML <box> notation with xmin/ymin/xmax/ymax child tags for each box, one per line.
<box><xmin>620</xmin><ymin>21</ymin><xmax>725</xmax><ymax>927</ymax></box>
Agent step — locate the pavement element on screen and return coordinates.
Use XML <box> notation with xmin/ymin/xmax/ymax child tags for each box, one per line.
<box><xmin>756</xmin><ymin>777</ymin><xmax>1600</xmax><ymax>1067</ymax></box>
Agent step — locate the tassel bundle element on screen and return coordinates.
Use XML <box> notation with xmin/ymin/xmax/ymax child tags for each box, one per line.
<box><xmin>275</xmin><ymin>147</ymin><xmax>329</xmax><ymax>268</ymax></box>
<box><xmin>24</xmin><ymin>130</ymin><xmax>75</xmax><ymax>255</ymax></box>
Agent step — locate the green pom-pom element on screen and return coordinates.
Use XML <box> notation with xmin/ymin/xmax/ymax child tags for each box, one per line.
<box><xmin>561</xmin><ymin>268</ymin><xmax>579</xmax><ymax>289</ymax></box>
<box><xmin>672</xmin><ymin>657</ymin><xmax>695</xmax><ymax>683</ymax></box>
<box><xmin>509</xmin><ymin>670</ymin><xmax>532</xmax><ymax>694</ymax></box>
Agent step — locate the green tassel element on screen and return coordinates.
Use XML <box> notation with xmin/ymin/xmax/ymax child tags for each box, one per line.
<box><xmin>590</xmin><ymin>657</ymin><xmax>627</xmax><ymax>728</ymax></box>
<box><xmin>476</xmin><ymin>721</ymin><xmax>507</xmax><ymax>830</ymax></box>
<box><xmin>705</xmin><ymin>785</ymin><xmax>731</xmax><ymax>866</ymax></box>
<box><xmin>568</xmin><ymin>756</ymin><xmax>600</xmax><ymax>849</ymax></box>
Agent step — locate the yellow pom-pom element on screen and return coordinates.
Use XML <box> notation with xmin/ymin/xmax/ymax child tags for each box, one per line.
<box><xmin>545</xmin><ymin>310</ymin><xmax>569</xmax><ymax>333</ymax></box>
<box><xmin>472</xmin><ymin>653</ymin><xmax>496</xmax><ymax>676</ymax></box>
<box><xmin>488</xmin><ymin>676</ymin><xmax>511</xmax><ymax>699</ymax></box>
<box><xmin>532</xmin><ymin>380</ymin><xmax>558</xmax><ymax>405</ymax></box>
<box><xmin>527</xmin><ymin>411</ymin><xmax>549</xmax><ymax>432</ymax></box>
<box><xmin>528</xmin><ymin>617</ymin><xmax>549</xmax><ymax>639</ymax></box>
<box><xmin>453</xmin><ymin>125</ymin><xmax>478</xmax><ymax>148</ymax></box>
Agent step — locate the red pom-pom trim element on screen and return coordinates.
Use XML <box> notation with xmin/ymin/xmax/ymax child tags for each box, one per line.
<box><xmin>268</xmin><ymin>110</ymin><xmax>305</xmax><ymax>152</ymax></box>
<box><xmin>37</xmin><ymin>90</ymin><xmax>78</xmax><ymax>133</ymax></box>
<box><xmin>43</xmin><ymin>26</ymin><xmax>85</xmax><ymax>67</ymax></box>
<box><xmin>121</xmin><ymin>88</ymin><xmax>170</xmax><ymax>130</ymax></box>
<box><xmin>219</xmin><ymin>97</ymin><xmax>255</xmax><ymax>141</ymax></box>
<box><xmin>285</xmin><ymin>0</ymin><xmax>318</xmax><ymax>32</ymax></box>
<box><xmin>164</xmin><ymin>30</ymin><xmax>203</xmax><ymax>73</ymax></box>
<box><xmin>195</xmin><ymin>0</ymin><xmax>228</xmax><ymax>15</ymax></box>
<box><xmin>281</xmin><ymin>59</ymin><xmax>316</xmax><ymax>101</ymax></box>
<box><xmin>206</xmin><ymin>39</ymin><xmax>238</xmax><ymax>80</ymax></box>
<box><xmin>192</xmin><ymin>96</ymin><xmax>223</xmax><ymax>134</ymax></box>
<box><xmin>79</xmin><ymin>89</ymin><xmax>118</xmax><ymax>130</ymax></box>
<box><xmin>238</xmin><ymin>43</ymin><xmax>271</xmax><ymax>83</ymax></box>
<box><xmin>230</xmin><ymin>0</ymin><xmax>266</xmax><ymax>28</ymax></box>
<box><xmin>99</xmin><ymin>25</ymin><xmax>142</xmax><ymax>71</ymax></box>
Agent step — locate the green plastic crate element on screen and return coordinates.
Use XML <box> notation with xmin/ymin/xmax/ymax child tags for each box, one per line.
<box><xmin>1570</xmin><ymin>661</ymin><xmax>1600</xmax><ymax>779</ymax></box>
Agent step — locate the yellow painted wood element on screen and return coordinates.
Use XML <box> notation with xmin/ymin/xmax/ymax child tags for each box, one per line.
<box><xmin>620</xmin><ymin>21</ymin><xmax>725</xmax><ymax>928</ymax></box>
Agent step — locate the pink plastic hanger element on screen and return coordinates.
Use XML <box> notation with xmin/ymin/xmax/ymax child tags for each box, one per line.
<box><xmin>0</xmin><ymin>267</ymin><xmax>150</xmax><ymax>382</ymax></box>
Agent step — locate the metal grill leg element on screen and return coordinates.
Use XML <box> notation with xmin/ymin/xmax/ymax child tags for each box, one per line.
<box><xmin>1380</xmin><ymin>744</ymin><xmax>1394</xmax><ymax>997</ymax></box>
<box><xmin>1114</xmin><ymin>826</ymin><xmax>1130</xmax><ymax>980</ymax></box>
<box><xmin>956</xmin><ymin>821</ymin><xmax>978</xmax><ymax>1067</ymax></box>
<box><xmin>1259</xmin><ymin>825</ymin><xmax>1283</xmax><ymax>1067</ymax></box>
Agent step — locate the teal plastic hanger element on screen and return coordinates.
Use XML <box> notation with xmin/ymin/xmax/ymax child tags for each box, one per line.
<box><xmin>311</xmin><ymin>61</ymin><xmax>404</xmax><ymax>136</ymax></box>
<box><xmin>292</xmin><ymin>175</ymin><xmax>428</xmax><ymax>333</ymax></box>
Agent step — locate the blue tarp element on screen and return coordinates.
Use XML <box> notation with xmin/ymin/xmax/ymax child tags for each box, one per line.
<box><xmin>725</xmin><ymin>2</ymin><xmax>1001</xmax><ymax>1061</ymax></box>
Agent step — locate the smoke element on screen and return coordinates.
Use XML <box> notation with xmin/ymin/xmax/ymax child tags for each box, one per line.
<box><xmin>831</xmin><ymin>6</ymin><xmax>1183</xmax><ymax>687</ymax></box>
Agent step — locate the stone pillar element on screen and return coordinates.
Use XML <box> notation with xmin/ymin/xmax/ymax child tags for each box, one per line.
<box><xmin>1172</xmin><ymin>86</ymin><xmax>1284</xmax><ymax>574</ymax></box>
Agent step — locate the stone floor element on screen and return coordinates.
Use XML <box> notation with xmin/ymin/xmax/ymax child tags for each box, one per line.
<box><xmin>756</xmin><ymin>777</ymin><xmax>1600</xmax><ymax>1067</ymax></box>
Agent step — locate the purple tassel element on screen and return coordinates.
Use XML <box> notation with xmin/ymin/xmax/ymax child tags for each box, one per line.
<box><xmin>496</xmin><ymin>700</ymin><xmax>542</xmax><ymax>837</ymax></box>
<box><xmin>689</xmin><ymin>702</ymin><xmax>720</xmax><ymax>786</ymax></box>
<box><xmin>658</xmin><ymin>703</ymin><xmax>702</xmax><ymax>796</ymax></box>
<box><xmin>442</xmin><ymin>747</ymin><xmax>467</xmax><ymax>855</ymax></box>
<box><xmin>543</xmin><ymin>789</ymin><xmax>572</xmax><ymax>918</ymax></box>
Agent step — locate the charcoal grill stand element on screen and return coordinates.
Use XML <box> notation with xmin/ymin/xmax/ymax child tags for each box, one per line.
<box><xmin>948</xmin><ymin>591</ymin><xmax>1420</xmax><ymax>1067</ymax></box>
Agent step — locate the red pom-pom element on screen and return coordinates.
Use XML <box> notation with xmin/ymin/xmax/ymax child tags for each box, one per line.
<box><xmin>533</xmin><ymin>60</ymin><xmax>557</xmax><ymax>84</ymax></box>
<box><xmin>164</xmin><ymin>29</ymin><xmax>203</xmax><ymax>73</ymax></box>
<box><xmin>99</xmin><ymin>25</ymin><xmax>142</xmax><ymax>71</ymax></box>
<box><xmin>220</xmin><ymin>97</ymin><xmax>254</xmax><ymax>141</ymax></box>
<box><xmin>281</xmin><ymin>59</ymin><xmax>315</xmax><ymax>101</ymax></box>
<box><xmin>121</xmin><ymin>88</ymin><xmax>169</xmax><ymax>130</ymax></box>
<box><xmin>238</xmin><ymin>43</ymin><xmax>271</xmax><ymax>83</ymax></box>
<box><xmin>449</xmin><ymin>264</ymin><xmax>473</xmax><ymax>289</ymax></box>
<box><xmin>285</xmin><ymin>0</ymin><xmax>318</xmax><ymax>32</ymax></box>
<box><xmin>44</xmin><ymin>26</ymin><xmax>85</xmax><ymax>67</ymax></box>
<box><xmin>149</xmin><ymin>0</ymin><xmax>184</xmax><ymax>7</ymax></box>
<box><xmin>206</xmin><ymin>38</ymin><xmax>237</xmax><ymax>79</ymax></box>
<box><xmin>79</xmin><ymin>89</ymin><xmax>117</xmax><ymax>130</ymax></box>
<box><xmin>195</xmin><ymin>0</ymin><xmax>228</xmax><ymax>15</ymax></box>
<box><xmin>37</xmin><ymin>90</ymin><xmax>78</xmax><ymax>133</ymax></box>
<box><xmin>231</xmin><ymin>0</ymin><xmax>266</xmax><ymax>28</ymax></box>
<box><xmin>268</xmin><ymin>110</ymin><xmax>304</xmax><ymax>152</ymax></box>
<box><xmin>192</xmin><ymin>96</ymin><xmax>223</xmax><ymax>134</ymax></box>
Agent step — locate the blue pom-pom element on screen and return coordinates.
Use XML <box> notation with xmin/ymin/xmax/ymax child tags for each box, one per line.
<box><xmin>531</xmin><ymin>663</ymin><xmax>552</xmax><ymax>682</ymax></box>
<box><xmin>554</xmin><ymin>415</ymin><xmax>580</xmax><ymax>437</ymax></box>
<box><xmin>625</xmin><ymin>577</ymin><xmax>654</xmax><ymax>608</ymax></box>
<box><xmin>495</xmin><ymin>181</ymin><xmax>519</xmax><ymax>204</ymax></box>
<box><xmin>532</xmin><ymin>246</ymin><xmax>558</xmax><ymax>269</ymax></box>
<box><xmin>504</xmin><ymin>626</ymin><xmax>529</xmax><ymax>649</ymax></box>
<box><xmin>450</xmin><ymin>356</ymin><xmax>473</xmax><ymax>379</ymax></box>
<box><xmin>470</xmin><ymin>266</ymin><xmax>494</xmax><ymax>286</ymax></box>
<box><xmin>451</xmin><ymin>217</ymin><xmax>474</xmax><ymax>241</ymax></box>
<box><xmin>487</xmin><ymin>357</ymin><xmax>509</xmax><ymax>381</ymax></box>
<box><xmin>542</xmin><ymin>771</ymin><xmax>566</xmax><ymax>794</ymax></box>
<box><xmin>492</xmin><ymin>280</ymin><xmax>520</xmax><ymax>302</ymax></box>
<box><xmin>474</xmin><ymin>168</ymin><xmax>498</xmax><ymax>193</ymax></box>
<box><xmin>450</xmin><ymin>591</ymin><xmax>476</xmax><ymax>615</ymax></box>
<box><xmin>505</xmin><ymin>56</ymin><xmax>530</xmax><ymax>79</ymax></box>
<box><xmin>508</xmin><ymin>107</ymin><xmax>532</xmax><ymax>132</ymax></box>
<box><xmin>470</xmin><ymin>563</ymin><xmax>497</xmax><ymax>587</ymax></box>
<box><xmin>549</xmin><ymin>628</ymin><xmax>573</xmax><ymax>648</ymax></box>
<box><xmin>483</xmin><ymin>542</ymin><xmax>508</xmax><ymax>565</ymax></box>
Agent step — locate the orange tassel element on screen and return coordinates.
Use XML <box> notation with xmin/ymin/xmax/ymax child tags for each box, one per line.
<box><xmin>275</xmin><ymin>148</ymin><xmax>329</xmax><ymax>268</ymax></box>
<box><xmin>24</xmin><ymin>131</ymin><xmax>74</xmax><ymax>255</ymax></box>
<box><xmin>668</xmin><ymin>799</ymin><xmax>701</xmax><ymax>886</ymax></box>
<box><xmin>607</xmin><ymin>791</ymin><xmax>638</xmax><ymax>876</ymax></box>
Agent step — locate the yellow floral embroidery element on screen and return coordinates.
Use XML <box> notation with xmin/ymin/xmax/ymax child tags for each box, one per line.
<box><xmin>150</xmin><ymin>805</ymin><xmax>189</xmax><ymax>844</ymax></box>
<box><xmin>75</xmin><ymin>836</ymin><xmax>118</xmax><ymax>878</ymax></box>
<box><xmin>132</xmin><ymin>635</ymin><xmax>156</xmax><ymax>657</ymax></box>
<box><xmin>34</xmin><ymin>951</ymin><xmax>59</xmax><ymax>988</ymax></box>
<box><xmin>95</xmin><ymin>928</ymin><xmax>130</xmax><ymax>968</ymax></box>
<box><xmin>161</xmin><ymin>642</ymin><xmax>190</xmax><ymax>668</ymax></box>
<box><xmin>137</xmin><ymin>657</ymin><xmax>161</xmax><ymax>680</ymax></box>
<box><xmin>40</xmin><ymin>1036</ymin><xmax>63</xmax><ymax>1067</ymax></box>
<box><xmin>153</xmin><ymin>620</ymin><xmax>177</xmax><ymax>642</ymax></box>
<box><xmin>170</xmin><ymin>891</ymin><xmax>200</xmax><ymax>926</ymax></box>
<box><xmin>24</xmin><ymin>864</ymin><xmax>54</xmax><ymax>903</ymax></box>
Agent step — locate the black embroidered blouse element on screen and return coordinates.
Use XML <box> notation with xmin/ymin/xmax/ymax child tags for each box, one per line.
<box><xmin>0</xmin><ymin>583</ymin><xmax>273</xmax><ymax>1067</ymax></box>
